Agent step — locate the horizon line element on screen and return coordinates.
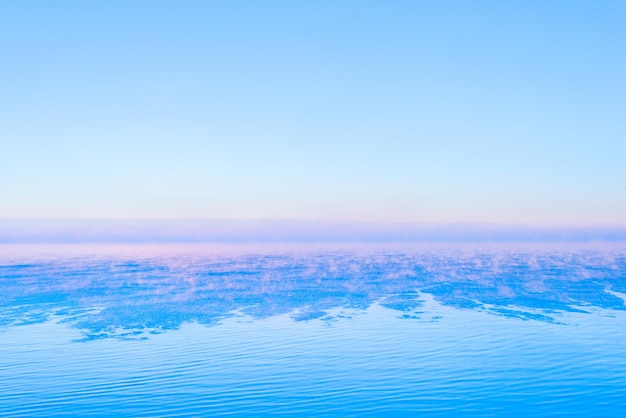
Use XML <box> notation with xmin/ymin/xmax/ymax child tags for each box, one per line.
<box><xmin>1</xmin><ymin>219</ymin><xmax>626</xmax><ymax>243</ymax></box>
<box><xmin>2</xmin><ymin>218</ymin><xmax>626</xmax><ymax>228</ymax></box>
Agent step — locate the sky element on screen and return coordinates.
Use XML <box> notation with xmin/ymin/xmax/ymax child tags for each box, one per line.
<box><xmin>1</xmin><ymin>1</ymin><xmax>625</xmax><ymax>226</ymax></box>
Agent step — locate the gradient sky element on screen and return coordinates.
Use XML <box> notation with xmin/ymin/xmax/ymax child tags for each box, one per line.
<box><xmin>2</xmin><ymin>1</ymin><xmax>625</xmax><ymax>225</ymax></box>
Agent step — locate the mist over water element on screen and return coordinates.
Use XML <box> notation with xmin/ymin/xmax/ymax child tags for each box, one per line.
<box><xmin>1</xmin><ymin>243</ymin><xmax>626</xmax><ymax>416</ymax></box>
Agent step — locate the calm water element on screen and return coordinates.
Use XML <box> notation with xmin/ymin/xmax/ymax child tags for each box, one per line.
<box><xmin>1</xmin><ymin>243</ymin><xmax>625</xmax><ymax>417</ymax></box>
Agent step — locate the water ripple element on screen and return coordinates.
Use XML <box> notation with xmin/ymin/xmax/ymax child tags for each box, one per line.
<box><xmin>1</xmin><ymin>243</ymin><xmax>626</xmax><ymax>416</ymax></box>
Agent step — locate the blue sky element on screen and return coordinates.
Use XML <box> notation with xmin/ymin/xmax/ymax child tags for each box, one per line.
<box><xmin>2</xmin><ymin>1</ymin><xmax>625</xmax><ymax>225</ymax></box>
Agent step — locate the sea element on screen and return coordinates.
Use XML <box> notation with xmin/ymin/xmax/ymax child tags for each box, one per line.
<box><xmin>1</xmin><ymin>243</ymin><xmax>625</xmax><ymax>417</ymax></box>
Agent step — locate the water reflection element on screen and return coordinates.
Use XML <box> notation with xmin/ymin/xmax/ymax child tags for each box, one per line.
<box><xmin>1</xmin><ymin>244</ymin><xmax>625</xmax><ymax>339</ymax></box>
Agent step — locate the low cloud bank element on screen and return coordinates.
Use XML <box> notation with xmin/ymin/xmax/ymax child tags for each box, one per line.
<box><xmin>1</xmin><ymin>219</ymin><xmax>626</xmax><ymax>243</ymax></box>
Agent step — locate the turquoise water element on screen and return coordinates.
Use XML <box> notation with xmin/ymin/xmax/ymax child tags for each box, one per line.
<box><xmin>1</xmin><ymin>243</ymin><xmax>625</xmax><ymax>416</ymax></box>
